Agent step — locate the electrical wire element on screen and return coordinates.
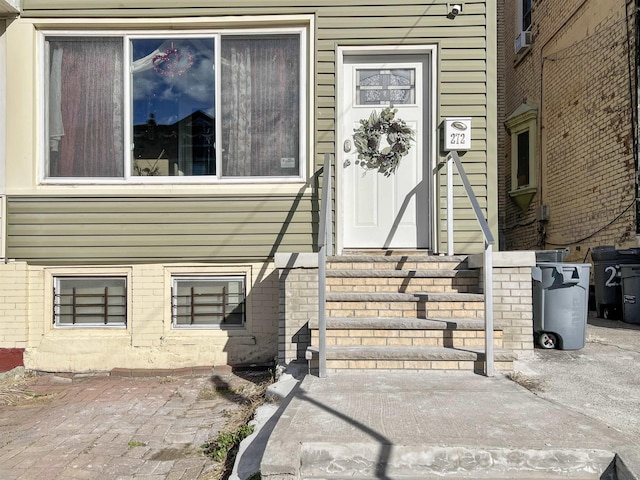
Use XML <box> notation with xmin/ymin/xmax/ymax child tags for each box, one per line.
<box><xmin>504</xmin><ymin>218</ymin><xmax>536</xmax><ymax>232</ymax></box>
<box><xmin>545</xmin><ymin>198</ymin><xmax>638</xmax><ymax>246</ymax></box>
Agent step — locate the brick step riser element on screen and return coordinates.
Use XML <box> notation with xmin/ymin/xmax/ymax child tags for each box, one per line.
<box><xmin>309</xmin><ymin>358</ymin><xmax>513</xmax><ymax>372</ymax></box>
<box><xmin>327</xmin><ymin>301</ymin><xmax>485</xmax><ymax>319</ymax></box>
<box><xmin>327</xmin><ymin>279</ymin><xmax>478</xmax><ymax>294</ymax></box>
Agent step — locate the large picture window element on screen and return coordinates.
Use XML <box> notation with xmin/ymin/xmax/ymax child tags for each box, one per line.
<box><xmin>44</xmin><ymin>30</ymin><xmax>304</xmax><ymax>182</ymax></box>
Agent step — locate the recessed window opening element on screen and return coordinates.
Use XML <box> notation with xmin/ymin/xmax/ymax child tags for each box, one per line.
<box><xmin>54</xmin><ymin>277</ymin><xmax>127</xmax><ymax>327</ymax></box>
<box><xmin>517</xmin><ymin>130</ymin><xmax>530</xmax><ymax>187</ymax></box>
<box><xmin>172</xmin><ymin>276</ymin><xmax>245</xmax><ymax>328</ymax></box>
<box><xmin>522</xmin><ymin>0</ymin><xmax>532</xmax><ymax>31</ymax></box>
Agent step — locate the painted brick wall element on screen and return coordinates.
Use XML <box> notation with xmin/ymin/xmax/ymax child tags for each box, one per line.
<box><xmin>499</xmin><ymin>0</ymin><xmax>637</xmax><ymax>261</ymax></box>
<box><xmin>1</xmin><ymin>261</ymin><xmax>279</xmax><ymax>372</ymax></box>
<box><xmin>0</xmin><ymin>262</ymin><xmax>28</xmax><ymax>350</ymax></box>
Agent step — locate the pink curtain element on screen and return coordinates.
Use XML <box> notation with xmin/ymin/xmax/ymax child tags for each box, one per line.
<box><xmin>48</xmin><ymin>38</ymin><xmax>124</xmax><ymax>177</ymax></box>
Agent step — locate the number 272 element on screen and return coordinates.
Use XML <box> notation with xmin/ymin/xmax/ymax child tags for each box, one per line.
<box><xmin>450</xmin><ymin>133</ymin><xmax>466</xmax><ymax>144</ymax></box>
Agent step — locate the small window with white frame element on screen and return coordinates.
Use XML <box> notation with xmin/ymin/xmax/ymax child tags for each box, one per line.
<box><xmin>505</xmin><ymin>103</ymin><xmax>538</xmax><ymax>210</ymax></box>
<box><xmin>171</xmin><ymin>276</ymin><xmax>245</xmax><ymax>328</ymax></box>
<box><xmin>54</xmin><ymin>277</ymin><xmax>127</xmax><ymax>327</ymax></box>
<box><xmin>43</xmin><ymin>28</ymin><xmax>305</xmax><ymax>183</ymax></box>
<box><xmin>520</xmin><ymin>0</ymin><xmax>532</xmax><ymax>33</ymax></box>
<box><xmin>514</xmin><ymin>0</ymin><xmax>532</xmax><ymax>54</ymax></box>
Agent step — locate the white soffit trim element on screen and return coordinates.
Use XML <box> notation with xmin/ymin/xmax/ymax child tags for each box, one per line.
<box><xmin>0</xmin><ymin>0</ymin><xmax>19</xmax><ymax>15</ymax></box>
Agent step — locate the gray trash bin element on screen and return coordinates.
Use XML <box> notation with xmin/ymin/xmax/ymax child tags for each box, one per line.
<box><xmin>532</xmin><ymin>262</ymin><xmax>591</xmax><ymax>350</ymax></box>
<box><xmin>621</xmin><ymin>265</ymin><xmax>640</xmax><ymax>325</ymax></box>
<box><xmin>592</xmin><ymin>246</ymin><xmax>640</xmax><ymax>319</ymax></box>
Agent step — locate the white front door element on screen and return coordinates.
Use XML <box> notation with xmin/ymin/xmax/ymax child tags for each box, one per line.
<box><xmin>340</xmin><ymin>54</ymin><xmax>431</xmax><ymax>249</ymax></box>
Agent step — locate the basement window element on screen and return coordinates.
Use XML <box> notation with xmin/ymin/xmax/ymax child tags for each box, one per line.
<box><xmin>171</xmin><ymin>276</ymin><xmax>245</xmax><ymax>328</ymax></box>
<box><xmin>54</xmin><ymin>277</ymin><xmax>127</xmax><ymax>327</ymax></box>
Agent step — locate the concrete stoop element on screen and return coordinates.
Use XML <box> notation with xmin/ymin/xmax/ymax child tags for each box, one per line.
<box><xmin>297</xmin><ymin>443</ymin><xmax>617</xmax><ymax>479</ymax></box>
<box><xmin>308</xmin><ymin>254</ymin><xmax>511</xmax><ymax>373</ymax></box>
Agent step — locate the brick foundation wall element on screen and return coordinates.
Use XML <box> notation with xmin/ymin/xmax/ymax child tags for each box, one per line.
<box><xmin>470</xmin><ymin>251</ymin><xmax>536</xmax><ymax>358</ymax></box>
<box><xmin>275</xmin><ymin>253</ymin><xmax>318</xmax><ymax>365</ymax></box>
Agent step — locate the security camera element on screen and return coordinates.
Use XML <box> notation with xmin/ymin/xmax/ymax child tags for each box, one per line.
<box><xmin>450</xmin><ymin>4</ymin><xmax>462</xmax><ymax>16</ymax></box>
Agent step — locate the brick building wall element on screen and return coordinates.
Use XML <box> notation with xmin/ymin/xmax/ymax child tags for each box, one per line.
<box><xmin>499</xmin><ymin>0</ymin><xmax>638</xmax><ymax>261</ymax></box>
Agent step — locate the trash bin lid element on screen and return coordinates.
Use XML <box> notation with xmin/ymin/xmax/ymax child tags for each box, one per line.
<box><xmin>591</xmin><ymin>245</ymin><xmax>616</xmax><ymax>262</ymax></box>
<box><xmin>535</xmin><ymin>248</ymin><xmax>570</xmax><ymax>263</ymax></box>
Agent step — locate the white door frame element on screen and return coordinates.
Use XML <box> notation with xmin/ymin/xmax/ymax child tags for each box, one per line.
<box><xmin>335</xmin><ymin>45</ymin><xmax>438</xmax><ymax>254</ymax></box>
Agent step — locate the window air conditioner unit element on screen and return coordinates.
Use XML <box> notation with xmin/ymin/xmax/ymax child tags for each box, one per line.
<box><xmin>514</xmin><ymin>30</ymin><xmax>531</xmax><ymax>54</ymax></box>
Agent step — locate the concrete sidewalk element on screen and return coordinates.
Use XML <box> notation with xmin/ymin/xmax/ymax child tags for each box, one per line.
<box><xmin>260</xmin><ymin>370</ymin><xmax>638</xmax><ymax>479</ymax></box>
<box><xmin>259</xmin><ymin>313</ymin><xmax>640</xmax><ymax>480</ymax></box>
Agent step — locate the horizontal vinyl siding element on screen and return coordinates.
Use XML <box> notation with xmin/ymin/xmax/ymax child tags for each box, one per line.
<box><xmin>6</xmin><ymin>196</ymin><xmax>316</xmax><ymax>263</ymax></box>
<box><xmin>14</xmin><ymin>0</ymin><xmax>493</xmax><ymax>257</ymax></box>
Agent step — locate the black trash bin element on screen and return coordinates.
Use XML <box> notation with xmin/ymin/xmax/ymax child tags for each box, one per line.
<box><xmin>592</xmin><ymin>246</ymin><xmax>640</xmax><ymax>319</ymax></box>
<box><xmin>621</xmin><ymin>265</ymin><xmax>640</xmax><ymax>324</ymax></box>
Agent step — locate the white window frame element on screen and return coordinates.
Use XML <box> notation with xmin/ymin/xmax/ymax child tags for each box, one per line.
<box><xmin>517</xmin><ymin>0</ymin><xmax>532</xmax><ymax>34</ymax></box>
<box><xmin>53</xmin><ymin>275</ymin><xmax>128</xmax><ymax>328</ymax></box>
<box><xmin>39</xmin><ymin>26</ymin><xmax>308</xmax><ymax>186</ymax></box>
<box><xmin>506</xmin><ymin>103</ymin><xmax>537</xmax><ymax>210</ymax></box>
<box><xmin>171</xmin><ymin>275</ymin><xmax>246</xmax><ymax>329</ymax></box>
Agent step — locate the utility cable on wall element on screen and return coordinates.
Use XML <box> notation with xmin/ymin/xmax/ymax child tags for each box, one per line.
<box><xmin>545</xmin><ymin>198</ymin><xmax>637</xmax><ymax>246</ymax></box>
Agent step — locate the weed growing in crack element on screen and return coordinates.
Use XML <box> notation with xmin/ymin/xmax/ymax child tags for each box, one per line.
<box><xmin>202</xmin><ymin>424</ymin><xmax>255</xmax><ymax>462</ymax></box>
<box><xmin>128</xmin><ymin>440</ymin><xmax>147</xmax><ymax>448</ymax></box>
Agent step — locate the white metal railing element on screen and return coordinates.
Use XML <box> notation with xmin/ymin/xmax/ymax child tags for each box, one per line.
<box><xmin>446</xmin><ymin>151</ymin><xmax>496</xmax><ymax>377</ymax></box>
<box><xmin>317</xmin><ymin>153</ymin><xmax>332</xmax><ymax>378</ymax></box>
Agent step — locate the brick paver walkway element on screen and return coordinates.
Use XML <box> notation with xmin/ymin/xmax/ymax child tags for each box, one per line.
<box><xmin>0</xmin><ymin>368</ymin><xmax>262</xmax><ymax>480</ymax></box>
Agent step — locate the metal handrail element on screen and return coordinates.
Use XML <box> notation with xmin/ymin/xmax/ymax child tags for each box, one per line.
<box><xmin>317</xmin><ymin>153</ymin><xmax>332</xmax><ymax>378</ymax></box>
<box><xmin>446</xmin><ymin>151</ymin><xmax>496</xmax><ymax>376</ymax></box>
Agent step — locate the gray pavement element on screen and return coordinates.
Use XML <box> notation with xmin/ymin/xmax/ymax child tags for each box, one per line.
<box><xmin>0</xmin><ymin>367</ymin><xmax>269</xmax><ymax>480</ymax></box>
<box><xmin>259</xmin><ymin>314</ymin><xmax>640</xmax><ymax>479</ymax></box>
<box><xmin>1</xmin><ymin>313</ymin><xmax>639</xmax><ymax>479</ymax></box>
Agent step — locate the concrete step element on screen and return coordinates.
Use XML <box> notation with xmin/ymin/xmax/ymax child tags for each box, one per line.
<box><xmin>327</xmin><ymin>255</ymin><xmax>471</xmax><ymax>271</ymax></box>
<box><xmin>299</xmin><ymin>444</ymin><xmax>614</xmax><ymax>479</ymax></box>
<box><xmin>309</xmin><ymin>316</ymin><xmax>493</xmax><ymax>330</ymax></box>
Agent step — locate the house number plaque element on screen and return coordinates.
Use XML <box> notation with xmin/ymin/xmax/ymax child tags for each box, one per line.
<box><xmin>443</xmin><ymin>117</ymin><xmax>472</xmax><ymax>151</ymax></box>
